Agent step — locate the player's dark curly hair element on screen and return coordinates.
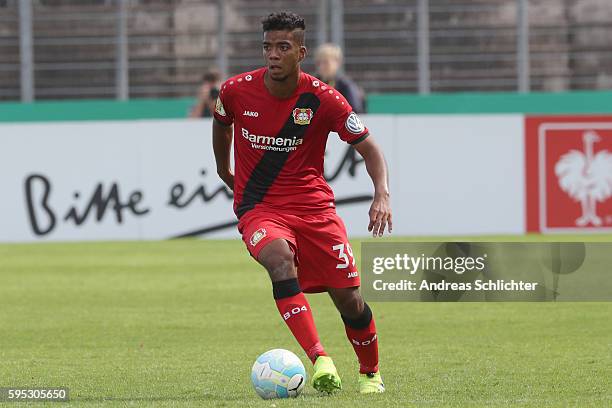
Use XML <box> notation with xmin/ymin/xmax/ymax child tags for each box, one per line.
<box><xmin>262</xmin><ymin>11</ymin><xmax>306</xmax><ymax>32</ymax></box>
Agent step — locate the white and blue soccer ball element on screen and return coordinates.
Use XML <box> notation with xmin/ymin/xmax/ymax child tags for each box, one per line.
<box><xmin>251</xmin><ymin>349</ymin><xmax>306</xmax><ymax>399</ymax></box>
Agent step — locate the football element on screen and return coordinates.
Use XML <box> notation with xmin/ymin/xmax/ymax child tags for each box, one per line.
<box><xmin>251</xmin><ymin>349</ymin><xmax>306</xmax><ymax>399</ymax></box>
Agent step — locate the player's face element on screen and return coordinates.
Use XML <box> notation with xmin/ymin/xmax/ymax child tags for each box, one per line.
<box><xmin>262</xmin><ymin>30</ymin><xmax>306</xmax><ymax>81</ymax></box>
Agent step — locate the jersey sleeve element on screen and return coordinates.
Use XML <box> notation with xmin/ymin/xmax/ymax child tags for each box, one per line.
<box><xmin>213</xmin><ymin>81</ymin><xmax>234</xmax><ymax>126</ymax></box>
<box><xmin>327</xmin><ymin>90</ymin><xmax>369</xmax><ymax>145</ymax></box>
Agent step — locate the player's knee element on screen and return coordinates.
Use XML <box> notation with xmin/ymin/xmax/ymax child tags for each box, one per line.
<box><xmin>342</xmin><ymin>297</ymin><xmax>365</xmax><ymax>319</ymax></box>
<box><xmin>261</xmin><ymin>252</ymin><xmax>296</xmax><ymax>281</ymax></box>
<box><xmin>269</xmin><ymin>256</ymin><xmax>295</xmax><ymax>281</ymax></box>
<box><xmin>341</xmin><ymin>301</ymin><xmax>372</xmax><ymax>329</ymax></box>
<box><xmin>257</xmin><ymin>240</ymin><xmax>297</xmax><ymax>281</ymax></box>
<box><xmin>333</xmin><ymin>289</ymin><xmax>364</xmax><ymax>319</ymax></box>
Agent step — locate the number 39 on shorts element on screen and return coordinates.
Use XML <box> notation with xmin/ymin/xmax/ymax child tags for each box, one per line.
<box><xmin>332</xmin><ymin>243</ymin><xmax>355</xmax><ymax>269</ymax></box>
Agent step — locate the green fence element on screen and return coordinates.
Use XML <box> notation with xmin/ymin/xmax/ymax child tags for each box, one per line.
<box><xmin>0</xmin><ymin>98</ymin><xmax>194</xmax><ymax>122</ymax></box>
<box><xmin>366</xmin><ymin>90</ymin><xmax>612</xmax><ymax>114</ymax></box>
<box><xmin>1</xmin><ymin>91</ymin><xmax>611</xmax><ymax>122</ymax></box>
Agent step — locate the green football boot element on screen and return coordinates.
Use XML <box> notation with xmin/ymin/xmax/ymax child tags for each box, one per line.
<box><xmin>359</xmin><ymin>372</ymin><xmax>385</xmax><ymax>394</ymax></box>
<box><xmin>311</xmin><ymin>356</ymin><xmax>342</xmax><ymax>393</ymax></box>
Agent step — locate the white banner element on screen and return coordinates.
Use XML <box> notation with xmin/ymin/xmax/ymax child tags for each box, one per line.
<box><xmin>0</xmin><ymin>115</ymin><xmax>524</xmax><ymax>242</ymax></box>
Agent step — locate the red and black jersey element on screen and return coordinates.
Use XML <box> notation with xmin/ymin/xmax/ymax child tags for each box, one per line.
<box><xmin>213</xmin><ymin>67</ymin><xmax>369</xmax><ymax>219</ymax></box>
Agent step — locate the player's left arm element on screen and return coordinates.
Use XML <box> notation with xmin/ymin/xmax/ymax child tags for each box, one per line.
<box><xmin>353</xmin><ymin>137</ymin><xmax>392</xmax><ymax>237</ymax></box>
<box><xmin>327</xmin><ymin>89</ymin><xmax>391</xmax><ymax>237</ymax></box>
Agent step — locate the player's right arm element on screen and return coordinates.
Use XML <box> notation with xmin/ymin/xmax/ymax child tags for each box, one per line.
<box><xmin>212</xmin><ymin>83</ymin><xmax>235</xmax><ymax>191</ymax></box>
<box><xmin>212</xmin><ymin>119</ymin><xmax>234</xmax><ymax>191</ymax></box>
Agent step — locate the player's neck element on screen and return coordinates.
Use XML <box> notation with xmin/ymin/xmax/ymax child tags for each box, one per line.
<box><xmin>264</xmin><ymin>69</ymin><xmax>301</xmax><ymax>99</ymax></box>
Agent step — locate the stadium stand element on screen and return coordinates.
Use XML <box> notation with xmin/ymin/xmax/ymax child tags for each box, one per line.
<box><xmin>0</xmin><ymin>0</ymin><xmax>610</xmax><ymax>100</ymax></box>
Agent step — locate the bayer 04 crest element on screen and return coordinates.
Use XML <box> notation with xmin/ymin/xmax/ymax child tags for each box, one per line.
<box><xmin>292</xmin><ymin>108</ymin><xmax>314</xmax><ymax>125</ymax></box>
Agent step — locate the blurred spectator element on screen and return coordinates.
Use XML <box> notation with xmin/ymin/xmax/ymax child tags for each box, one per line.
<box><xmin>189</xmin><ymin>69</ymin><xmax>221</xmax><ymax>118</ymax></box>
<box><xmin>314</xmin><ymin>43</ymin><xmax>365</xmax><ymax>113</ymax></box>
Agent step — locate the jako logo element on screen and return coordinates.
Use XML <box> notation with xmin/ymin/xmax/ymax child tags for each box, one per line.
<box><xmin>243</xmin><ymin>110</ymin><xmax>259</xmax><ymax>117</ymax></box>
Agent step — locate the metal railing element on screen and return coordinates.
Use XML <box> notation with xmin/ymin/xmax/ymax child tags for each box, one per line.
<box><xmin>0</xmin><ymin>0</ymin><xmax>610</xmax><ymax>101</ymax></box>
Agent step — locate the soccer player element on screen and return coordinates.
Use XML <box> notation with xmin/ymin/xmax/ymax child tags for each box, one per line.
<box><xmin>212</xmin><ymin>12</ymin><xmax>391</xmax><ymax>394</ymax></box>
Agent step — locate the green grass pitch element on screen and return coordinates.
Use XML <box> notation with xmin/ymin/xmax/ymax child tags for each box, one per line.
<box><xmin>1</xmin><ymin>237</ymin><xmax>610</xmax><ymax>407</ymax></box>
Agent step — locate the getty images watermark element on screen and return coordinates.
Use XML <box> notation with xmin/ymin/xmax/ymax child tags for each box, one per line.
<box><xmin>361</xmin><ymin>242</ymin><xmax>612</xmax><ymax>302</ymax></box>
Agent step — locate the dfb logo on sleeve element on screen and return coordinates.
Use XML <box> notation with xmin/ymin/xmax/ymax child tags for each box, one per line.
<box><xmin>215</xmin><ymin>97</ymin><xmax>226</xmax><ymax>116</ymax></box>
<box><xmin>345</xmin><ymin>112</ymin><xmax>365</xmax><ymax>134</ymax></box>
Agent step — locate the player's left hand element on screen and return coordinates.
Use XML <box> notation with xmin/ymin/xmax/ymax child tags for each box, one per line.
<box><xmin>368</xmin><ymin>192</ymin><xmax>392</xmax><ymax>237</ymax></box>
